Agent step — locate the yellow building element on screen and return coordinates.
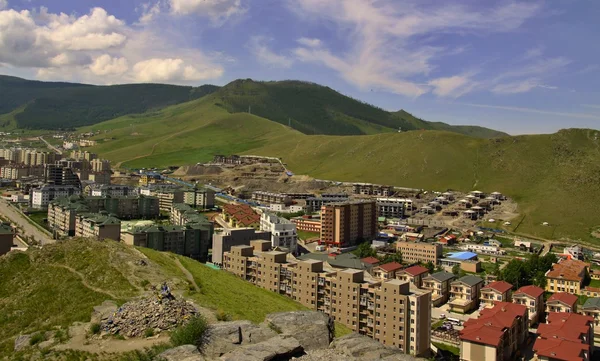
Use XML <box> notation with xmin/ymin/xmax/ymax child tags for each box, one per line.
<box><xmin>545</xmin><ymin>259</ymin><xmax>589</xmax><ymax>295</ymax></box>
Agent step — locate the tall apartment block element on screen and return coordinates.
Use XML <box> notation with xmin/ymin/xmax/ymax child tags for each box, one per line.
<box><xmin>320</xmin><ymin>200</ymin><xmax>377</xmax><ymax>247</ymax></box>
<box><xmin>223</xmin><ymin>243</ymin><xmax>431</xmax><ymax>356</ymax></box>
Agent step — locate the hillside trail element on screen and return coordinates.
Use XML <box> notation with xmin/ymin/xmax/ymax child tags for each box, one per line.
<box><xmin>173</xmin><ymin>257</ymin><xmax>200</xmax><ymax>293</ymax></box>
<box><xmin>49</xmin><ymin>264</ymin><xmax>122</xmax><ymax>300</ymax></box>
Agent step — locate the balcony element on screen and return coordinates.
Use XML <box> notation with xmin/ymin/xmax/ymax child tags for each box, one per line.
<box><xmin>360</xmin><ymin>297</ymin><xmax>368</xmax><ymax>306</ymax></box>
<box><xmin>318</xmin><ymin>278</ymin><xmax>325</xmax><ymax>286</ymax></box>
<box><xmin>286</xmin><ymin>287</ymin><xmax>292</xmax><ymax>294</ymax></box>
<box><xmin>368</xmin><ymin>303</ymin><xmax>375</xmax><ymax>310</ymax></box>
<box><xmin>280</xmin><ymin>284</ymin><xmax>286</xmax><ymax>291</ymax></box>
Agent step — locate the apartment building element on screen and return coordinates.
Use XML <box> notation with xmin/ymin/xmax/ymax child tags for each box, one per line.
<box><xmin>90</xmin><ymin>159</ymin><xmax>110</xmax><ymax>172</ymax></box>
<box><xmin>534</xmin><ymin>313</ymin><xmax>594</xmax><ymax>361</ymax></box>
<box><xmin>139</xmin><ymin>172</ymin><xmax>162</xmax><ymax>186</ymax></box>
<box><xmin>71</xmin><ymin>151</ymin><xmax>97</xmax><ymax>162</ymax></box>
<box><xmin>32</xmin><ymin>185</ymin><xmax>81</xmax><ymax>208</ymax></box>
<box><xmin>352</xmin><ymin>183</ymin><xmax>395</xmax><ymax>196</ymax></box>
<box><xmin>48</xmin><ymin>197</ymin><xmax>90</xmax><ymax>237</ymax></box>
<box><xmin>422</xmin><ymin>271</ymin><xmax>455</xmax><ymax>306</ymax></box>
<box><xmin>460</xmin><ymin>302</ymin><xmax>528</xmax><ymax>361</ymax></box>
<box><xmin>460</xmin><ymin>243</ymin><xmax>505</xmax><ymax>255</ymax></box>
<box><xmin>260</xmin><ymin>213</ymin><xmax>298</xmax><ymax>253</ymax></box>
<box><xmin>0</xmin><ymin>164</ymin><xmax>44</xmax><ymax>180</ymax></box>
<box><xmin>480</xmin><ymin>281</ymin><xmax>513</xmax><ymax>308</ymax></box>
<box><xmin>74</xmin><ymin>213</ymin><xmax>120</xmax><ymax>241</ymax></box>
<box><xmin>211</xmin><ymin>228</ymin><xmax>270</xmax><ymax>265</ymax></box>
<box><xmin>183</xmin><ymin>187</ymin><xmax>215</xmax><ymax>209</ymax></box>
<box><xmin>153</xmin><ymin>188</ymin><xmax>184</xmax><ymax>212</ymax></box>
<box><xmin>320</xmin><ymin>200</ymin><xmax>377</xmax><ymax>247</ymax></box>
<box><xmin>306</xmin><ymin>195</ymin><xmax>349</xmax><ymax>213</ymax></box>
<box><xmin>448</xmin><ymin>275</ymin><xmax>484</xmax><ymax>313</ymax></box>
<box><xmin>580</xmin><ymin>298</ymin><xmax>600</xmax><ymax>339</ymax></box>
<box><xmin>170</xmin><ymin>203</ymin><xmax>211</xmax><ymax>226</ymax></box>
<box><xmin>546</xmin><ymin>292</ymin><xmax>579</xmax><ymax>314</ymax></box>
<box><xmin>223</xmin><ymin>244</ymin><xmax>432</xmax><ymax>356</ymax></box>
<box><xmin>376</xmin><ymin>199</ymin><xmax>405</xmax><ymax>219</ymax></box>
<box><xmin>373</xmin><ymin>262</ymin><xmax>403</xmax><ymax>280</ymax></box>
<box><xmin>90</xmin><ymin>185</ymin><xmax>134</xmax><ymax>197</ymax></box>
<box><xmin>0</xmin><ymin>223</ymin><xmax>14</xmax><ymax>256</ymax></box>
<box><xmin>376</xmin><ymin>198</ymin><xmax>414</xmax><ymax>213</ymax></box>
<box><xmin>545</xmin><ymin>259</ymin><xmax>589</xmax><ymax>295</ymax></box>
<box><xmin>396</xmin><ymin>265</ymin><xmax>429</xmax><ymax>288</ymax></box>
<box><xmin>512</xmin><ymin>285</ymin><xmax>545</xmax><ymax>327</ymax></box>
<box><xmin>291</xmin><ymin>215</ymin><xmax>321</xmax><ymax>233</ymax></box>
<box><xmin>44</xmin><ymin>164</ymin><xmax>81</xmax><ymax>187</ymax></box>
<box><xmin>251</xmin><ymin>191</ymin><xmax>292</xmax><ymax>205</ymax></box>
<box><xmin>395</xmin><ymin>241</ymin><xmax>443</xmax><ymax>265</ymax></box>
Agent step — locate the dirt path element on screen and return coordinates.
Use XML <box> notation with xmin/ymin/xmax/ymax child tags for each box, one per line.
<box><xmin>174</xmin><ymin>258</ymin><xmax>200</xmax><ymax>293</ymax></box>
<box><xmin>50</xmin><ymin>264</ymin><xmax>122</xmax><ymax>300</ymax></box>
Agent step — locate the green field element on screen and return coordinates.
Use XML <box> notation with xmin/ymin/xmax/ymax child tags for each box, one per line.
<box><xmin>298</xmin><ymin>230</ymin><xmax>320</xmax><ymax>241</ymax></box>
<box><xmin>82</xmin><ymin>96</ymin><xmax>600</xmax><ymax>244</ymax></box>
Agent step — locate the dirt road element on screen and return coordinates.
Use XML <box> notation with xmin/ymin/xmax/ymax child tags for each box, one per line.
<box><xmin>0</xmin><ymin>199</ymin><xmax>54</xmax><ymax>245</ymax></box>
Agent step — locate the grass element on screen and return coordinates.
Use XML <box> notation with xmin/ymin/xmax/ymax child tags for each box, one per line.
<box><xmin>26</xmin><ymin>211</ymin><xmax>48</xmax><ymax>230</ymax></box>
<box><xmin>433</xmin><ymin>341</ymin><xmax>460</xmax><ymax>356</ymax></box>
<box><xmin>170</xmin><ymin>315</ymin><xmax>208</xmax><ymax>348</ymax></box>
<box><xmin>334</xmin><ymin>323</ymin><xmax>353</xmax><ymax>338</ymax></box>
<box><xmin>588</xmin><ymin>279</ymin><xmax>600</xmax><ymax>288</ymax></box>
<box><xmin>297</xmin><ymin>230</ymin><xmax>320</xmax><ymax>241</ymax></box>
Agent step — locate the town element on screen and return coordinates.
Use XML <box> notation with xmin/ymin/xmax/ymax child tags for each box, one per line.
<box><xmin>1</xmin><ymin>143</ymin><xmax>599</xmax><ymax>361</ymax></box>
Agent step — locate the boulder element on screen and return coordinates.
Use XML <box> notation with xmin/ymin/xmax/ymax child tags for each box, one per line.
<box><xmin>14</xmin><ymin>334</ymin><xmax>31</xmax><ymax>352</ymax></box>
<box><xmin>203</xmin><ymin>320</ymin><xmax>278</xmax><ymax>358</ymax></box>
<box><xmin>329</xmin><ymin>334</ymin><xmax>420</xmax><ymax>361</ymax></box>
<box><xmin>91</xmin><ymin>300</ymin><xmax>118</xmax><ymax>324</ymax></box>
<box><xmin>263</xmin><ymin>311</ymin><xmax>333</xmax><ymax>351</ymax></box>
<box><xmin>220</xmin><ymin>335</ymin><xmax>303</xmax><ymax>361</ymax></box>
<box><xmin>156</xmin><ymin>345</ymin><xmax>206</xmax><ymax>361</ymax></box>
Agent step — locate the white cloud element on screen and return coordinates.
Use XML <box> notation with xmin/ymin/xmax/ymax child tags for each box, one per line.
<box><xmin>428</xmin><ymin>75</ymin><xmax>477</xmax><ymax>98</ymax></box>
<box><xmin>138</xmin><ymin>2</ymin><xmax>162</xmax><ymax>24</ymax></box>
<box><xmin>492</xmin><ymin>79</ymin><xmax>539</xmax><ymax>94</ymax></box>
<box><xmin>297</xmin><ymin>37</ymin><xmax>321</xmax><ymax>47</ymax></box>
<box><xmin>89</xmin><ymin>54</ymin><xmax>129</xmax><ymax>76</ymax></box>
<box><xmin>0</xmin><ymin>0</ymin><xmax>7</xmax><ymax>11</ymax></box>
<box><xmin>524</xmin><ymin>46</ymin><xmax>543</xmax><ymax>60</ymax></box>
<box><xmin>249</xmin><ymin>36</ymin><xmax>293</xmax><ymax>68</ymax></box>
<box><xmin>0</xmin><ymin>6</ymin><xmax>226</xmax><ymax>85</ymax></box>
<box><xmin>290</xmin><ymin>0</ymin><xmax>542</xmax><ymax>97</ymax></box>
<box><xmin>462</xmin><ymin>103</ymin><xmax>600</xmax><ymax>121</ymax></box>
<box><xmin>169</xmin><ymin>0</ymin><xmax>245</xmax><ymax>24</ymax></box>
<box><xmin>132</xmin><ymin>58</ymin><xmax>223</xmax><ymax>83</ymax></box>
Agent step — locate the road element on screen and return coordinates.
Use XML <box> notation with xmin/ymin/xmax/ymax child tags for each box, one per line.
<box><xmin>0</xmin><ymin>199</ymin><xmax>54</xmax><ymax>245</ymax></box>
<box><xmin>213</xmin><ymin>215</ymin><xmax>232</xmax><ymax>230</ymax></box>
<box><xmin>39</xmin><ymin>136</ymin><xmax>62</xmax><ymax>155</ymax></box>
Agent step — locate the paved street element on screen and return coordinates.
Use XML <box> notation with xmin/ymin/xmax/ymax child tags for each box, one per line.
<box><xmin>0</xmin><ymin>199</ymin><xmax>54</xmax><ymax>245</ymax></box>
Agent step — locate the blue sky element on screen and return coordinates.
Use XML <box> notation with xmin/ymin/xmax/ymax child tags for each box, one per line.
<box><xmin>0</xmin><ymin>0</ymin><xmax>599</xmax><ymax>134</ymax></box>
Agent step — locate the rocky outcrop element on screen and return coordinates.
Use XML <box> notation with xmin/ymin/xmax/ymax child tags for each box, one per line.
<box><xmin>328</xmin><ymin>333</ymin><xmax>420</xmax><ymax>360</ymax></box>
<box><xmin>14</xmin><ymin>334</ymin><xmax>32</xmax><ymax>352</ymax></box>
<box><xmin>219</xmin><ymin>335</ymin><xmax>303</xmax><ymax>361</ymax></box>
<box><xmin>91</xmin><ymin>300</ymin><xmax>118</xmax><ymax>324</ymax></box>
<box><xmin>158</xmin><ymin>345</ymin><xmax>206</xmax><ymax>361</ymax></box>
<box><xmin>263</xmin><ymin>311</ymin><xmax>334</xmax><ymax>351</ymax></box>
<box><xmin>203</xmin><ymin>320</ymin><xmax>277</xmax><ymax>358</ymax></box>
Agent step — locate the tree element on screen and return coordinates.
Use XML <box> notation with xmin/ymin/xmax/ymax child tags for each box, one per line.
<box><xmin>425</xmin><ymin>261</ymin><xmax>435</xmax><ymax>273</ymax></box>
<box><xmin>380</xmin><ymin>252</ymin><xmax>402</xmax><ymax>264</ymax></box>
<box><xmin>452</xmin><ymin>264</ymin><xmax>461</xmax><ymax>276</ymax></box>
<box><xmin>353</xmin><ymin>241</ymin><xmax>377</xmax><ymax>259</ymax></box>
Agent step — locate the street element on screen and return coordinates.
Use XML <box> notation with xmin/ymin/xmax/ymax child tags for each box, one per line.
<box><xmin>0</xmin><ymin>199</ymin><xmax>54</xmax><ymax>245</ymax></box>
<box><xmin>39</xmin><ymin>136</ymin><xmax>62</xmax><ymax>155</ymax></box>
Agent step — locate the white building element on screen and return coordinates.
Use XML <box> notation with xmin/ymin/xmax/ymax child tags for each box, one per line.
<box><xmin>460</xmin><ymin>243</ymin><xmax>506</xmax><ymax>255</ymax></box>
<box><xmin>376</xmin><ymin>197</ymin><xmax>414</xmax><ymax>212</ymax></box>
<box><xmin>91</xmin><ymin>185</ymin><xmax>135</xmax><ymax>197</ymax></box>
<box><xmin>268</xmin><ymin>203</ymin><xmax>305</xmax><ymax>213</ymax></box>
<box><xmin>564</xmin><ymin>245</ymin><xmax>584</xmax><ymax>260</ymax></box>
<box><xmin>62</xmin><ymin>141</ymin><xmax>76</xmax><ymax>150</ymax></box>
<box><xmin>260</xmin><ymin>213</ymin><xmax>298</xmax><ymax>253</ymax></box>
<box><xmin>31</xmin><ymin>185</ymin><xmax>80</xmax><ymax>208</ymax></box>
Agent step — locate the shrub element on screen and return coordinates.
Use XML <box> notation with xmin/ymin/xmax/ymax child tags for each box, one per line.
<box><xmin>216</xmin><ymin>310</ymin><xmax>231</xmax><ymax>321</ymax></box>
<box><xmin>89</xmin><ymin>323</ymin><xmax>101</xmax><ymax>335</ymax></box>
<box><xmin>54</xmin><ymin>328</ymin><xmax>69</xmax><ymax>343</ymax></box>
<box><xmin>170</xmin><ymin>315</ymin><xmax>208</xmax><ymax>348</ymax></box>
<box><xmin>29</xmin><ymin>332</ymin><xmax>45</xmax><ymax>346</ymax></box>
<box><xmin>144</xmin><ymin>328</ymin><xmax>155</xmax><ymax>338</ymax></box>
<box><xmin>140</xmin><ymin>279</ymin><xmax>150</xmax><ymax>288</ymax></box>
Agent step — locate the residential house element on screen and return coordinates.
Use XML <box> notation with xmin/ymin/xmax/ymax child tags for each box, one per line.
<box><xmin>396</xmin><ymin>265</ymin><xmax>429</xmax><ymax>288</ymax></box>
<box><xmin>422</xmin><ymin>271</ymin><xmax>456</xmax><ymax>306</ymax></box>
<box><xmin>579</xmin><ymin>298</ymin><xmax>600</xmax><ymax>338</ymax></box>
<box><xmin>480</xmin><ymin>281</ymin><xmax>513</xmax><ymax>308</ymax></box>
<box><xmin>546</xmin><ymin>292</ymin><xmax>579</xmax><ymax>314</ymax></box>
<box><xmin>533</xmin><ymin>312</ymin><xmax>594</xmax><ymax>361</ymax></box>
<box><xmin>545</xmin><ymin>259</ymin><xmax>589</xmax><ymax>295</ymax></box>
<box><xmin>460</xmin><ymin>302</ymin><xmax>528</xmax><ymax>361</ymax></box>
<box><xmin>449</xmin><ymin>275</ymin><xmax>484</xmax><ymax>313</ymax></box>
<box><xmin>372</xmin><ymin>262</ymin><xmax>403</xmax><ymax>280</ymax></box>
<box><xmin>222</xmin><ymin>204</ymin><xmax>261</xmax><ymax>229</ymax></box>
<box><xmin>512</xmin><ymin>285</ymin><xmax>545</xmax><ymax>327</ymax></box>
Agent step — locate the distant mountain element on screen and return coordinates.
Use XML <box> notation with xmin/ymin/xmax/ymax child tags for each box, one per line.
<box><xmin>0</xmin><ymin>75</ymin><xmax>219</xmax><ymax>129</ymax></box>
<box><xmin>209</xmin><ymin>79</ymin><xmax>508</xmax><ymax>138</ymax></box>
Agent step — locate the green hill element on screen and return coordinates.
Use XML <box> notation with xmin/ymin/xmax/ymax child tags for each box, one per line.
<box><xmin>0</xmin><ymin>75</ymin><xmax>219</xmax><ymax>130</ymax></box>
<box><xmin>84</xmin><ymin>99</ymin><xmax>600</xmax><ymax>243</ymax></box>
<box><xmin>2</xmin><ymin>239</ymin><xmax>306</xmax><ymax>359</ymax></box>
<box><xmin>209</xmin><ymin>79</ymin><xmax>508</xmax><ymax>138</ymax></box>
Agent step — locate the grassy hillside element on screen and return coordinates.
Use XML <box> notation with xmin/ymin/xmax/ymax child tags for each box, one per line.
<box><xmin>0</xmin><ymin>75</ymin><xmax>219</xmax><ymax>129</ymax></box>
<box><xmin>85</xmin><ymin>99</ymin><xmax>600</xmax><ymax>243</ymax></box>
<box><xmin>0</xmin><ymin>239</ymin><xmax>307</xmax><ymax>359</ymax></box>
<box><xmin>209</xmin><ymin>79</ymin><xmax>507</xmax><ymax>138</ymax></box>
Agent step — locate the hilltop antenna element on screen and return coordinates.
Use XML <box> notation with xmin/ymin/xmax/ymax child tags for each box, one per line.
<box><xmin>288</xmin><ymin>118</ymin><xmax>291</xmax><ymax>128</ymax></box>
<box><xmin>248</xmin><ymin>105</ymin><xmax>252</xmax><ymax>114</ymax></box>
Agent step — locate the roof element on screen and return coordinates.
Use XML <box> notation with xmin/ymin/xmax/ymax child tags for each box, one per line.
<box><xmin>461</xmin><ymin>302</ymin><xmax>527</xmax><ymax>347</ymax></box>
<box><xmin>483</xmin><ymin>281</ymin><xmax>513</xmax><ymax>294</ymax></box>
<box><xmin>546</xmin><ymin>259</ymin><xmax>589</xmax><ymax>282</ymax></box>
<box><xmin>533</xmin><ymin>338</ymin><xmax>589</xmax><ymax>361</ymax></box>
<box><xmin>581</xmin><ymin>297</ymin><xmax>600</xmax><ymax>310</ymax></box>
<box><xmin>446</xmin><ymin>251</ymin><xmax>478</xmax><ymax>260</ymax></box>
<box><xmin>0</xmin><ymin>223</ymin><xmax>13</xmax><ymax>234</ymax></box>
<box><xmin>548</xmin><ymin>292</ymin><xmax>578</xmax><ymax>307</ymax></box>
<box><xmin>361</xmin><ymin>257</ymin><xmax>380</xmax><ymax>265</ymax></box>
<box><xmin>298</xmin><ymin>252</ymin><xmax>366</xmax><ymax>270</ymax></box>
<box><xmin>535</xmin><ymin>312</ymin><xmax>593</xmax><ymax>361</ymax></box>
<box><xmin>79</xmin><ymin>213</ymin><xmax>121</xmax><ymax>226</ymax></box>
<box><xmin>378</xmin><ymin>262</ymin><xmax>403</xmax><ymax>273</ymax></box>
<box><xmin>427</xmin><ymin>271</ymin><xmax>455</xmax><ymax>283</ymax></box>
<box><xmin>455</xmin><ymin>275</ymin><xmax>484</xmax><ymax>287</ymax></box>
<box><xmin>401</xmin><ymin>265</ymin><xmax>429</xmax><ymax>276</ymax></box>
<box><xmin>514</xmin><ymin>285</ymin><xmax>544</xmax><ymax>298</ymax></box>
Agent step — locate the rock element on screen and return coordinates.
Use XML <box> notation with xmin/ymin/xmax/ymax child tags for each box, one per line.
<box><xmin>264</xmin><ymin>311</ymin><xmax>333</xmax><ymax>351</ymax></box>
<box><xmin>38</xmin><ymin>340</ymin><xmax>54</xmax><ymax>349</ymax></box>
<box><xmin>156</xmin><ymin>345</ymin><xmax>206</xmax><ymax>361</ymax></box>
<box><xmin>203</xmin><ymin>320</ymin><xmax>278</xmax><ymax>358</ymax></box>
<box><xmin>14</xmin><ymin>334</ymin><xmax>31</xmax><ymax>352</ymax></box>
<box><xmin>220</xmin><ymin>335</ymin><xmax>304</xmax><ymax>361</ymax></box>
<box><xmin>329</xmin><ymin>334</ymin><xmax>420</xmax><ymax>361</ymax></box>
<box><xmin>91</xmin><ymin>300</ymin><xmax>118</xmax><ymax>324</ymax></box>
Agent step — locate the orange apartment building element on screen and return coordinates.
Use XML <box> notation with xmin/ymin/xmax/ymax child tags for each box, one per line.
<box><xmin>291</xmin><ymin>215</ymin><xmax>321</xmax><ymax>233</ymax></box>
<box><xmin>320</xmin><ymin>200</ymin><xmax>377</xmax><ymax>247</ymax></box>
<box><xmin>223</xmin><ymin>242</ymin><xmax>431</xmax><ymax>356</ymax></box>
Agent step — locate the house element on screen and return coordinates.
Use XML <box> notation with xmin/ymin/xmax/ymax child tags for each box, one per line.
<box><xmin>460</xmin><ymin>302</ymin><xmax>528</xmax><ymax>361</ymax></box>
<box><xmin>422</xmin><ymin>271</ymin><xmax>456</xmax><ymax>306</ymax></box>
<box><xmin>480</xmin><ymin>281</ymin><xmax>513</xmax><ymax>308</ymax></box>
<box><xmin>396</xmin><ymin>265</ymin><xmax>429</xmax><ymax>288</ymax></box>
<box><xmin>533</xmin><ymin>312</ymin><xmax>594</xmax><ymax>361</ymax></box>
<box><xmin>438</xmin><ymin>234</ymin><xmax>457</xmax><ymax>245</ymax></box>
<box><xmin>361</xmin><ymin>257</ymin><xmax>380</xmax><ymax>270</ymax></box>
<box><xmin>545</xmin><ymin>259</ymin><xmax>589</xmax><ymax>295</ymax></box>
<box><xmin>449</xmin><ymin>275</ymin><xmax>484</xmax><ymax>313</ymax></box>
<box><xmin>373</xmin><ymin>262</ymin><xmax>403</xmax><ymax>280</ymax></box>
<box><xmin>579</xmin><ymin>298</ymin><xmax>600</xmax><ymax>338</ymax></box>
<box><xmin>590</xmin><ymin>269</ymin><xmax>600</xmax><ymax>281</ymax></box>
<box><xmin>512</xmin><ymin>285</ymin><xmax>545</xmax><ymax>327</ymax></box>
<box><xmin>222</xmin><ymin>204</ymin><xmax>261</xmax><ymax>229</ymax></box>
<box><xmin>0</xmin><ymin>223</ymin><xmax>14</xmax><ymax>256</ymax></box>
<box><xmin>546</xmin><ymin>292</ymin><xmax>579</xmax><ymax>314</ymax></box>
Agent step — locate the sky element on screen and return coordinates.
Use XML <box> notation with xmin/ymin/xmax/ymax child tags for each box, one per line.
<box><xmin>0</xmin><ymin>0</ymin><xmax>599</xmax><ymax>135</ymax></box>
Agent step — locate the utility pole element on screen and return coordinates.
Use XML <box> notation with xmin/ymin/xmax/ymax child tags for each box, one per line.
<box><xmin>248</xmin><ymin>105</ymin><xmax>251</xmax><ymax>114</ymax></box>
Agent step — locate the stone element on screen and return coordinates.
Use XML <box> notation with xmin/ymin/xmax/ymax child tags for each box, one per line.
<box><xmin>220</xmin><ymin>335</ymin><xmax>304</xmax><ymax>361</ymax></box>
<box><xmin>264</xmin><ymin>311</ymin><xmax>334</xmax><ymax>351</ymax></box>
<box><xmin>91</xmin><ymin>300</ymin><xmax>118</xmax><ymax>324</ymax></box>
<box><xmin>156</xmin><ymin>345</ymin><xmax>206</xmax><ymax>361</ymax></box>
<box><xmin>329</xmin><ymin>334</ymin><xmax>420</xmax><ymax>361</ymax></box>
<box><xmin>14</xmin><ymin>334</ymin><xmax>31</xmax><ymax>352</ymax></box>
<box><xmin>203</xmin><ymin>320</ymin><xmax>278</xmax><ymax>358</ymax></box>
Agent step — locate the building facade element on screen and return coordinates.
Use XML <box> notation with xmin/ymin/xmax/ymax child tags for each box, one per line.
<box><xmin>183</xmin><ymin>187</ymin><xmax>215</xmax><ymax>209</ymax></box>
<box><xmin>251</xmin><ymin>191</ymin><xmax>292</xmax><ymax>205</ymax></box>
<box><xmin>512</xmin><ymin>285</ymin><xmax>545</xmax><ymax>327</ymax></box>
<box><xmin>320</xmin><ymin>200</ymin><xmax>377</xmax><ymax>247</ymax></box>
<box><xmin>546</xmin><ymin>292</ymin><xmax>579</xmax><ymax>314</ymax></box>
<box><xmin>480</xmin><ymin>281</ymin><xmax>513</xmax><ymax>308</ymax></box>
<box><xmin>545</xmin><ymin>259</ymin><xmax>589</xmax><ymax>295</ymax></box>
<box><xmin>395</xmin><ymin>242</ymin><xmax>443</xmax><ymax>265</ymax></box>
<box><xmin>291</xmin><ymin>215</ymin><xmax>321</xmax><ymax>233</ymax></box>
<box><xmin>448</xmin><ymin>275</ymin><xmax>484</xmax><ymax>313</ymax></box>
<box><xmin>422</xmin><ymin>271</ymin><xmax>456</xmax><ymax>306</ymax></box>
<box><xmin>31</xmin><ymin>185</ymin><xmax>81</xmax><ymax>208</ymax></box>
<box><xmin>260</xmin><ymin>213</ymin><xmax>298</xmax><ymax>253</ymax></box>
<box><xmin>211</xmin><ymin>228</ymin><xmax>271</xmax><ymax>265</ymax></box>
<box><xmin>0</xmin><ymin>223</ymin><xmax>14</xmax><ymax>256</ymax></box>
<box><xmin>74</xmin><ymin>213</ymin><xmax>121</xmax><ymax>241</ymax></box>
